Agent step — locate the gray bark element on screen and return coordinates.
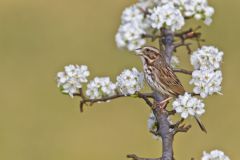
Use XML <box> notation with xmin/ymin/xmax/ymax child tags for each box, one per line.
<box><xmin>155</xmin><ymin>29</ymin><xmax>175</xmax><ymax>160</ymax></box>
<box><xmin>153</xmin><ymin>92</ymin><xmax>174</xmax><ymax>160</ymax></box>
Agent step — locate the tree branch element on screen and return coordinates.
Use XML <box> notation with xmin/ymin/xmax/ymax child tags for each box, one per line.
<box><xmin>171</xmin><ymin>118</ymin><xmax>185</xmax><ymax>129</ymax></box>
<box><xmin>174</xmin><ymin>26</ymin><xmax>205</xmax><ymax>49</ymax></box>
<box><xmin>174</xmin><ymin>41</ymin><xmax>192</xmax><ymax>54</ymax></box>
<box><xmin>152</xmin><ymin>29</ymin><xmax>194</xmax><ymax>160</ymax></box>
<box><xmin>173</xmin><ymin>124</ymin><xmax>192</xmax><ymax>135</ymax></box>
<box><xmin>127</xmin><ymin>154</ymin><xmax>161</xmax><ymax>160</ymax></box>
<box><xmin>74</xmin><ymin>92</ymin><xmax>154</xmax><ymax>112</ymax></box>
<box><xmin>175</xmin><ymin>26</ymin><xmax>202</xmax><ymax>40</ymax></box>
<box><xmin>167</xmin><ymin>110</ymin><xmax>176</xmax><ymax>116</ymax></box>
<box><xmin>169</xmin><ymin>118</ymin><xmax>191</xmax><ymax>135</ymax></box>
<box><xmin>154</xmin><ymin>29</ymin><xmax>177</xmax><ymax>160</ymax></box>
<box><xmin>155</xmin><ymin>108</ymin><xmax>174</xmax><ymax>160</ymax></box>
<box><xmin>162</xmin><ymin>28</ymin><xmax>174</xmax><ymax>64</ymax></box>
<box><xmin>75</xmin><ymin>27</ymin><xmax>196</xmax><ymax>160</ymax></box>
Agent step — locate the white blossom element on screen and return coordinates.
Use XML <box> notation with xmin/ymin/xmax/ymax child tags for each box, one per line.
<box><xmin>116</xmin><ymin>68</ymin><xmax>144</xmax><ymax>95</ymax></box>
<box><xmin>172</xmin><ymin>92</ymin><xmax>205</xmax><ymax>119</ymax></box>
<box><xmin>116</xmin><ymin>0</ymin><xmax>215</xmax><ymax>52</ymax></box>
<box><xmin>147</xmin><ymin>112</ymin><xmax>161</xmax><ymax>140</ymax></box>
<box><xmin>202</xmin><ymin>150</ymin><xmax>230</xmax><ymax>160</ymax></box>
<box><xmin>116</xmin><ymin>3</ymin><xmax>149</xmax><ymax>52</ymax></box>
<box><xmin>115</xmin><ymin>22</ymin><xmax>146</xmax><ymax>51</ymax></box>
<box><xmin>147</xmin><ymin>112</ymin><xmax>173</xmax><ymax>140</ymax></box>
<box><xmin>148</xmin><ymin>3</ymin><xmax>185</xmax><ymax>31</ymax></box>
<box><xmin>86</xmin><ymin>77</ymin><xmax>117</xmax><ymax>99</ymax></box>
<box><xmin>190</xmin><ymin>68</ymin><xmax>223</xmax><ymax>98</ymax></box>
<box><xmin>178</xmin><ymin>0</ymin><xmax>214</xmax><ymax>25</ymax></box>
<box><xmin>57</xmin><ymin>65</ymin><xmax>90</xmax><ymax>97</ymax></box>
<box><xmin>136</xmin><ymin>1</ymin><xmax>155</xmax><ymax>10</ymax></box>
<box><xmin>191</xmin><ymin>46</ymin><xmax>224</xmax><ymax>70</ymax></box>
<box><xmin>147</xmin><ymin>112</ymin><xmax>157</xmax><ymax>133</ymax></box>
<box><xmin>121</xmin><ymin>5</ymin><xmax>144</xmax><ymax>24</ymax></box>
<box><xmin>170</xmin><ymin>55</ymin><xmax>180</xmax><ymax>68</ymax></box>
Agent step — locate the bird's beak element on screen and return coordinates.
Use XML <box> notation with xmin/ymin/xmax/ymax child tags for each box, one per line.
<box><xmin>135</xmin><ymin>48</ymin><xmax>143</xmax><ymax>56</ymax></box>
<box><xmin>135</xmin><ymin>52</ymin><xmax>143</xmax><ymax>56</ymax></box>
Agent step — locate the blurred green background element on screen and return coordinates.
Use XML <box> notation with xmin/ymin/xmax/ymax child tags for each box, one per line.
<box><xmin>0</xmin><ymin>0</ymin><xmax>239</xmax><ymax>159</ymax></box>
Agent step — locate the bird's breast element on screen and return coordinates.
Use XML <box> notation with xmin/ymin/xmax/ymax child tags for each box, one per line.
<box><xmin>143</xmin><ymin>64</ymin><xmax>172</xmax><ymax>96</ymax></box>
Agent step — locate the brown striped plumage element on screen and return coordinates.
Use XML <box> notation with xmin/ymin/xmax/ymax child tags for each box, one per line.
<box><xmin>137</xmin><ymin>46</ymin><xmax>207</xmax><ymax>133</ymax></box>
<box><xmin>137</xmin><ymin>46</ymin><xmax>185</xmax><ymax>97</ymax></box>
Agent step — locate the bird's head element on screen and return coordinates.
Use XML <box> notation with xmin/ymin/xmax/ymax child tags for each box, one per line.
<box><xmin>136</xmin><ymin>46</ymin><xmax>164</xmax><ymax>64</ymax></box>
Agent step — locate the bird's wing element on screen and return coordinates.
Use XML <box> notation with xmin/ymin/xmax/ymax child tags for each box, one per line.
<box><xmin>152</xmin><ymin>62</ymin><xmax>185</xmax><ymax>96</ymax></box>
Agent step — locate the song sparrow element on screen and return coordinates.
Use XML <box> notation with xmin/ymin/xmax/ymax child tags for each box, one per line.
<box><xmin>136</xmin><ymin>46</ymin><xmax>207</xmax><ymax>133</ymax></box>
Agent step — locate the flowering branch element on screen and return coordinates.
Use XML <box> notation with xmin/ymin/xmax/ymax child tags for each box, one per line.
<box><xmin>74</xmin><ymin>92</ymin><xmax>154</xmax><ymax>112</ymax></box>
<box><xmin>56</xmin><ymin>0</ymin><xmax>229</xmax><ymax>160</ymax></box>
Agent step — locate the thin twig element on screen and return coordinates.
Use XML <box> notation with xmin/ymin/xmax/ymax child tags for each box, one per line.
<box><xmin>191</xmin><ymin>93</ymin><xmax>200</xmax><ymax>96</ymax></box>
<box><xmin>137</xmin><ymin>6</ymin><xmax>150</xmax><ymax>16</ymax></box>
<box><xmin>174</xmin><ymin>26</ymin><xmax>205</xmax><ymax>54</ymax></box>
<box><xmin>174</xmin><ymin>124</ymin><xmax>192</xmax><ymax>135</ymax></box>
<box><xmin>173</xmin><ymin>68</ymin><xmax>193</xmax><ymax>75</ymax></box>
<box><xmin>174</xmin><ymin>41</ymin><xmax>192</xmax><ymax>49</ymax></box>
<box><xmin>173</xmin><ymin>118</ymin><xmax>185</xmax><ymax>128</ymax></box>
<box><xmin>159</xmin><ymin>30</ymin><xmax>164</xmax><ymax>52</ymax></box>
<box><xmin>79</xmin><ymin>88</ymin><xmax>86</xmax><ymax>99</ymax></box>
<box><xmin>175</xmin><ymin>26</ymin><xmax>201</xmax><ymax>38</ymax></box>
<box><xmin>74</xmin><ymin>92</ymin><xmax>154</xmax><ymax>112</ymax></box>
<box><xmin>127</xmin><ymin>154</ymin><xmax>161</xmax><ymax>160</ymax></box>
<box><xmin>167</xmin><ymin>110</ymin><xmax>176</xmax><ymax>116</ymax></box>
<box><xmin>174</xmin><ymin>41</ymin><xmax>192</xmax><ymax>54</ymax></box>
<box><xmin>150</xmin><ymin>130</ymin><xmax>159</xmax><ymax>136</ymax></box>
<box><xmin>170</xmin><ymin>118</ymin><xmax>183</xmax><ymax>129</ymax></box>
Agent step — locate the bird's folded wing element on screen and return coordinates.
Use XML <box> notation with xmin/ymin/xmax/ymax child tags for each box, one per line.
<box><xmin>153</xmin><ymin>63</ymin><xmax>185</xmax><ymax>96</ymax></box>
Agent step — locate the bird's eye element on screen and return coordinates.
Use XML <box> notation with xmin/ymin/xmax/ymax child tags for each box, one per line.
<box><xmin>149</xmin><ymin>53</ymin><xmax>155</xmax><ymax>59</ymax></box>
<box><xmin>146</xmin><ymin>48</ymin><xmax>150</xmax><ymax>52</ymax></box>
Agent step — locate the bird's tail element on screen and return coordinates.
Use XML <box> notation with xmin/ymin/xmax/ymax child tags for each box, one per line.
<box><xmin>194</xmin><ymin>116</ymin><xmax>207</xmax><ymax>133</ymax></box>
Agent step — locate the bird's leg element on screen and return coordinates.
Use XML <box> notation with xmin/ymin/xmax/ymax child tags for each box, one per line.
<box><xmin>161</xmin><ymin>97</ymin><xmax>173</xmax><ymax>104</ymax></box>
<box><xmin>156</xmin><ymin>97</ymin><xmax>173</xmax><ymax>110</ymax></box>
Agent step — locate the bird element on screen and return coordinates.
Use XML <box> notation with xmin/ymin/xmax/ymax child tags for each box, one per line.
<box><xmin>136</xmin><ymin>46</ymin><xmax>207</xmax><ymax>133</ymax></box>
